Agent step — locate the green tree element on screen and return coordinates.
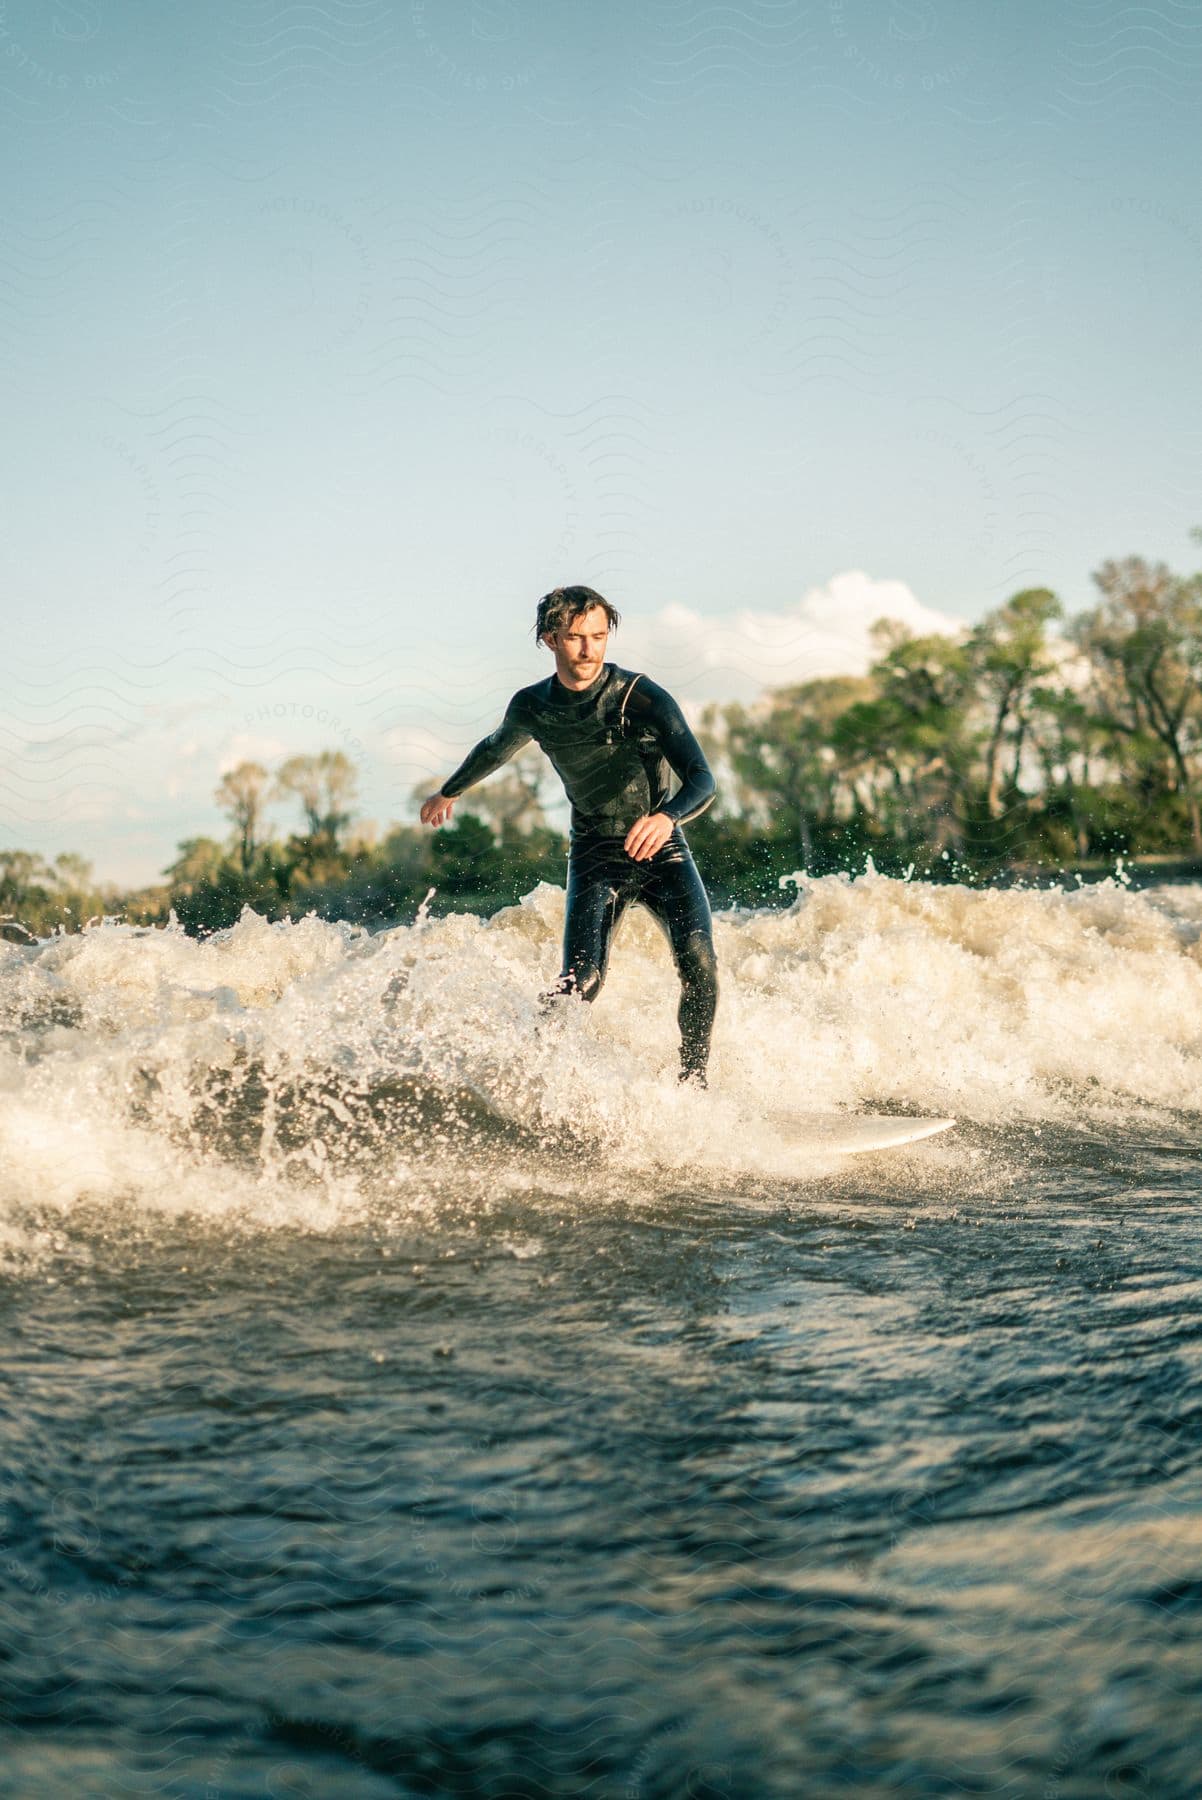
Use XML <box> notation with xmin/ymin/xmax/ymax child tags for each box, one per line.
<box><xmin>969</xmin><ymin>588</ymin><xmax>1063</xmax><ymax>819</ymax></box>
<box><xmin>1026</xmin><ymin>684</ymin><xmax>1111</xmax><ymax>857</ymax></box>
<box><xmin>215</xmin><ymin>760</ymin><xmax>271</xmax><ymax>873</ymax></box>
<box><xmin>1073</xmin><ymin>555</ymin><xmax>1202</xmax><ymax>850</ymax></box>
<box><xmin>1</xmin><ymin>851</ymin><xmax>55</xmax><ymax>937</ymax></box>
<box><xmin>428</xmin><ymin>812</ymin><xmax>504</xmax><ymax>897</ymax></box>
<box><xmin>721</xmin><ymin>675</ymin><xmax>875</xmax><ymax>864</ymax></box>
<box><xmin>835</xmin><ymin>624</ymin><xmax>976</xmax><ymax>854</ymax></box>
<box><xmin>276</xmin><ymin>750</ymin><xmax>359</xmax><ymax>870</ymax></box>
<box><xmin>164</xmin><ymin>837</ymin><xmax>229</xmax><ymax>892</ymax></box>
<box><xmin>0</xmin><ymin>849</ymin><xmax>109</xmax><ymax>937</ymax></box>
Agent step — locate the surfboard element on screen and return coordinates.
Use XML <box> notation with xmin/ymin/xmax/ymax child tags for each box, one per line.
<box><xmin>788</xmin><ymin>1114</ymin><xmax>956</xmax><ymax>1156</ymax></box>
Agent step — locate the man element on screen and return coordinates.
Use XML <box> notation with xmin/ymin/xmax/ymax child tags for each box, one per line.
<box><xmin>419</xmin><ymin>585</ymin><xmax>719</xmax><ymax>1086</ymax></box>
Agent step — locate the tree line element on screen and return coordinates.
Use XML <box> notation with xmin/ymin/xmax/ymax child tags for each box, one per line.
<box><xmin>4</xmin><ymin>541</ymin><xmax>1202</xmax><ymax>941</ymax></box>
<box><xmin>696</xmin><ymin>543</ymin><xmax>1202</xmax><ymax>890</ymax></box>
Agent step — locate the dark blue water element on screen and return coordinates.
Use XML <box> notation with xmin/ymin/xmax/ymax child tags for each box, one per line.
<box><xmin>3</xmin><ymin>1120</ymin><xmax>1200</xmax><ymax>1799</ymax></box>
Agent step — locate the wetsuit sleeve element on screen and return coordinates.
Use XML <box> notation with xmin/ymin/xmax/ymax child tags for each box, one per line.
<box><xmin>440</xmin><ymin>694</ymin><xmax>533</xmax><ymax>798</ymax></box>
<box><xmin>627</xmin><ymin>677</ymin><xmax>717</xmax><ymax>825</ymax></box>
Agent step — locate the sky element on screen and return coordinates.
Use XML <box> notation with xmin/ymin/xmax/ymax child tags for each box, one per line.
<box><xmin>2</xmin><ymin>0</ymin><xmax>1200</xmax><ymax>885</ymax></box>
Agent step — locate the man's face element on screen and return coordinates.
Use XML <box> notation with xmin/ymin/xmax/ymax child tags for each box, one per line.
<box><xmin>546</xmin><ymin>606</ymin><xmax>609</xmax><ymax>682</ymax></box>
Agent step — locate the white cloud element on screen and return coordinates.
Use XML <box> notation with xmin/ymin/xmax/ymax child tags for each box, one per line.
<box><xmin>615</xmin><ymin>570</ymin><xmax>965</xmax><ymax>700</ymax></box>
<box><xmin>1044</xmin><ymin>634</ymin><xmax>1092</xmax><ymax>694</ymax></box>
<box><xmin>216</xmin><ymin>733</ymin><xmax>289</xmax><ymax>774</ymax></box>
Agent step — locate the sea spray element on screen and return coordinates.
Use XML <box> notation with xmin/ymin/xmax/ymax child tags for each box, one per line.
<box><xmin>2</xmin><ymin>873</ymin><xmax>1202</xmax><ymax>1249</ymax></box>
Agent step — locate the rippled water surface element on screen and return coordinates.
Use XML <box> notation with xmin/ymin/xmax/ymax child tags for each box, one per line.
<box><xmin>2</xmin><ymin>875</ymin><xmax>1202</xmax><ymax>1796</ymax></box>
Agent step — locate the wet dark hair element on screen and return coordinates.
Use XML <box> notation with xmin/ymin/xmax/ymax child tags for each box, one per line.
<box><xmin>533</xmin><ymin>585</ymin><xmax>621</xmax><ymax>645</ymax></box>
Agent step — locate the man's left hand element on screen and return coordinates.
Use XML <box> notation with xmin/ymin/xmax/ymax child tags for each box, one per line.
<box><xmin>624</xmin><ymin>812</ymin><xmax>674</xmax><ymax>862</ymax></box>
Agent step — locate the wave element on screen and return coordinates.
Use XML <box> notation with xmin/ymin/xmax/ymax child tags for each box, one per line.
<box><xmin>3</xmin><ymin>869</ymin><xmax>1201</xmax><ymax>1252</ymax></box>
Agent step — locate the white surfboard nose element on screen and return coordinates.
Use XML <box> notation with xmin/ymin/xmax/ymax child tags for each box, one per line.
<box><xmin>786</xmin><ymin>1114</ymin><xmax>957</xmax><ymax>1156</ymax></box>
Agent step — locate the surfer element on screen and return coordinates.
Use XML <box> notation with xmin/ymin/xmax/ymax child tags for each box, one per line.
<box><xmin>420</xmin><ymin>585</ymin><xmax>719</xmax><ymax>1086</ymax></box>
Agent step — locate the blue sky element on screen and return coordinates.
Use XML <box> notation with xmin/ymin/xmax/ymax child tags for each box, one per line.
<box><xmin>3</xmin><ymin>0</ymin><xmax>1200</xmax><ymax>884</ymax></box>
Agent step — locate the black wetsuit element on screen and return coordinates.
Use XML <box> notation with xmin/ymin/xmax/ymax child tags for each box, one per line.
<box><xmin>441</xmin><ymin>663</ymin><xmax>719</xmax><ymax>1081</ymax></box>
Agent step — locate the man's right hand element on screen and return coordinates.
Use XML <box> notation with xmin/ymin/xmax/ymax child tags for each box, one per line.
<box><xmin>420</xmin><ymin>792</ymin><xmax>456</xmax><ymax>827</ymax></box>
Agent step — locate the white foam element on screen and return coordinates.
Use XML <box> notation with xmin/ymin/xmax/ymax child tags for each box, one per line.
<box><xmin>2</xmin><ymin>873</ymin><xmax>1200</xmax><ymax>1248</ymax></box>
